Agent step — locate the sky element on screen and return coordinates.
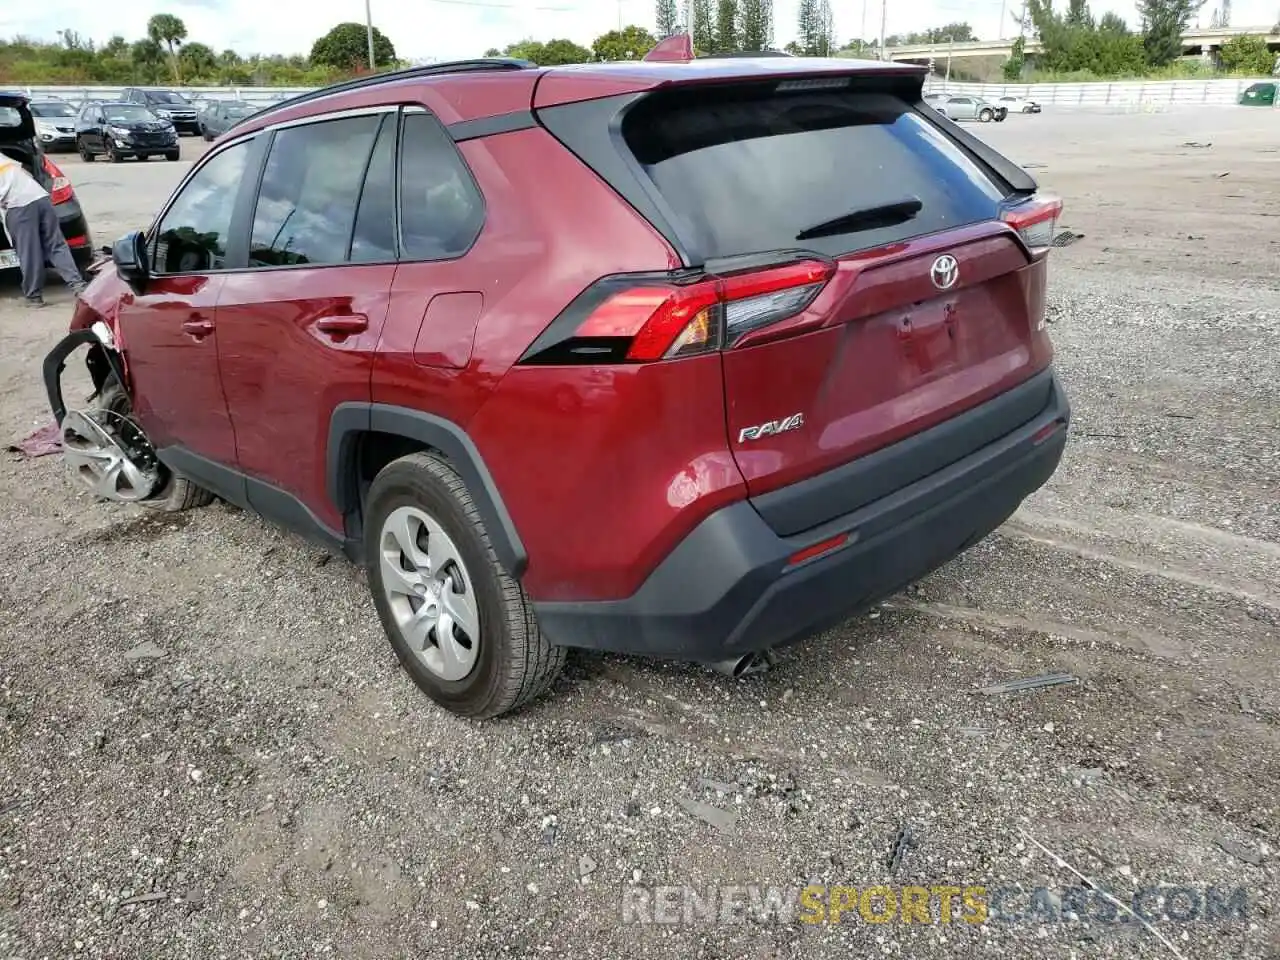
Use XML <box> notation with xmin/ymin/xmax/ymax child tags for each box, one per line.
<box><xmin>2</xmin><ymin>0</ymin><xmax>1276</xmax><ymax>63</ymax></box>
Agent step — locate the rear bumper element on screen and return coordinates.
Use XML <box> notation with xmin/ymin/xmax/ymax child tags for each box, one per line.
<box><xmin>535</xmin><ymin>368</ymin><xmax>1070</xmax><ymax>661</ymax></box>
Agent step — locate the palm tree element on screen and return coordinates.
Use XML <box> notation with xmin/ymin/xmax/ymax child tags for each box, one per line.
<box><xmin>147</xmin><ymin>13</ymin><xmax>188</xmax><ymax>82</ymax></box>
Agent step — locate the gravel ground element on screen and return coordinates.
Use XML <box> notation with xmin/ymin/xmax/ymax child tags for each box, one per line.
<box><xmin>0</xmin><ymin>108</ymin><xmax>1277</xmax><ymax>959</ymax></box>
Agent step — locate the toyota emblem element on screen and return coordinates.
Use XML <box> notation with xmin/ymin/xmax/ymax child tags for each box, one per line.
<box><xmin>930</xmin><ymin>255</ymin><xmax>959</xmax><ymax>291</ymax></box>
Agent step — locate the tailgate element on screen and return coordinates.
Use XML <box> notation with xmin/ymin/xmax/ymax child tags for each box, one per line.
<box><xmin>535</xmin><ymin>65</ymin><xmax>1056</xmax><ymax>536</ymax></box>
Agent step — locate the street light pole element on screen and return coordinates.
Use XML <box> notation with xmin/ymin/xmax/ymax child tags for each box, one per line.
<box><xmin>946</xmin><ymin>35</ymin><xmax>955</xmax><ymax>87</ymax></box>
<box><xmin>878</xmin><ymin>0</ymin><xmax>887</xmax><ymax>60</ymax></box>
<box><xmin>365</xmin><ymin>0</ymin><xmax>376</xmax><ymax>71</ymax></box>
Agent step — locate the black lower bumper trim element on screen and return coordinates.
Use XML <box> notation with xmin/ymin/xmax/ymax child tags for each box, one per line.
<box><xmin>534</xmin><ymin>371</ymin><xmax>1070</xmax><ymax>661</ymax></box>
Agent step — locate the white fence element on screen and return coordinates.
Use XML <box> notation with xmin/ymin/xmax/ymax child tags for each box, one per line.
<box><xmin>921</xmin><ymin>77</ymin><xmax>1276</xmax><ymax>108</ymax></box>
<box><xmin>12</xmin><ymin>77</ymin><xmax>1277</xmax><ymax>110</ymax></box>
<box><xmin>11</xmin><ymin>85</ymin><xmax>315</xmax><ymax>107</ymax></box>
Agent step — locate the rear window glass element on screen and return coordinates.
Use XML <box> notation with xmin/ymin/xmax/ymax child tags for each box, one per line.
<box><xmin>622</xmin><ymin>87</ymin><xmax>1007</xmax><ymax>261</ymax></box>
<box><xmin>0</xmin><ymin>107</ymin><xmax>23</xmax><ymax>128</ymax></box>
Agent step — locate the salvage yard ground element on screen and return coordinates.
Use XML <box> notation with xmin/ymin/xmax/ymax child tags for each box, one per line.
<box><xmin>0</xmin><ymin>107</ymin><xmax>1277</xmax><ymax>959</ymax></box>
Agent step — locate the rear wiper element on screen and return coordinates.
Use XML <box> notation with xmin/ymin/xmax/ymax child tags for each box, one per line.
<box><xmin>795</xmin><ymin>197</ymin><xmax>923</xmax><ymax>241</ymax></box>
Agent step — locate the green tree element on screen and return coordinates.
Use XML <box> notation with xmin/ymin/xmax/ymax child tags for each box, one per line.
<box><xmin>1219</xmin><ymin>33</ymin><xmax>1274</xmax><ymax>73</ymax></box>
<box><xmin>739</xmin><ymin>0</ymin><xmax>773</xmax><ymax>50</ymax></box>
<box><xmin>483</xmin><ymin>47</ymin><xmax>501</xmax><ymax>56</ymax></box>
<box><xmin>690</xmin><ymin>0</ymin><xmax>715</xmax><ymax>54</ymax></box>
<box><xmin>1099</xmin><ymin>12</ymin><xmax>1129</xmax><ymax>32</ymax></box>
<box><xmin>594</xmin><ymin>25</ymin><xmax>658</xmax><ymax>61</ymax></box>
<box><xmin>1065</xmin><ymin>0</ymin><xmax>1093</xmax><ymax>27</ymax></box>
<box><xmin>310</xmin><ymin>22</ymin><xmax>396</xmax><ymax>70</ymax></box>
<box><xmin>130</xmin><ymin>37</ymin><xmax>166</xmax><ymax>82</ymax></box>
<box><xmin>1136</xmin><ymin>0</ymin><xmax>1204</xmax><ymax>66</ymax></box>
<box><xmin>502</xmin><ymin>38</ymin><xmax>591</xmax><ymax>64</ymax></box>
<box><xmin>1028</xmin><ymin>0</ymin><xmax>1146</xmax><ymax>74</ymax></box>
<box><xmin>906</xmin><ymin>22</ymin><xmax>977</xmax><ymax>43</ymax></box>
<box><xmin>797</xmin><ymin>0</ymin><xmax>834</xmax><ymax>55</ymax></box>
<box><xmin>179</xmin><ymin>41</ymin><xmax>217</xmax><ymax>78</ymax></box>
<box><xmin>714</xmin><ymin>0</ymin><xmax>739</xmax><ymax>52</ymax></box>
<box><xmin>101</xmin><ymin>35</ymin><xmax>129</xmax><ymax>60</ymax></box>
<box><xmin>146</xmin><ymin>13</ymin><xmax>187</xmax><ymax>80</ymax></box>
<box><xmin>656</xmin><ymin>0</ymin><xmax>680</xmax><ymax>37</ymax></box>
<box><xmin>1003</xmin><ymin>34</ymin><xmax>1026</xmax><ymax>78</ymax></box>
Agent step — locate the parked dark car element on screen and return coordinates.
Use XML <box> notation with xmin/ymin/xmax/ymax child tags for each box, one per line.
<box><xmin>44</xmin><ymin>53</ymin><xmax>1068</xmax><ymax>718</ymax></box>
<box><xmin>198</xmin><ymin>99</ymin><xmax>257</xmax><ymax>141</ymax></box>
<box><xmin>121</xmin><ymin>88</ymin><xmax>200</xmax><ymax>135</ymax></box>
<box><xmin>75</xmin><ymin>102</ymin><xmax>180</xmax><ymax>162</ymax></box>
<box><xmin>28</xmin><ymin>98</ymin><xmax>80</xmax><ymax>152</ymax></box>
<box><xmin>0</xmin><ymin>91</ymin><xmax>94</xmax><ymax>275</ymax></box>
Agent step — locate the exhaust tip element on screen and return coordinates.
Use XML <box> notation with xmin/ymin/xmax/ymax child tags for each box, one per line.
<box><xmin>707</xmin><ymin>649</ymin><xmax>776</xmax><ymax>679</ymax></box>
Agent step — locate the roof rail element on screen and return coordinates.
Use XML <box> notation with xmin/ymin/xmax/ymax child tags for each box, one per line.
<box><xmin>247</xmin><ymin>57</ymin><xmax>537</xmax><ymax>122</ymax></box>
<box><xmin>697</xmin><ymin>50</ymin><xmax>795</xmax><ymax>58</ymax></box>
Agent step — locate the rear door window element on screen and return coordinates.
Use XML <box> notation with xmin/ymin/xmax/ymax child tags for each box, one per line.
<box><xmin>622</xmin><ymin>85</ymin><xmax>1007</xmax><ymax>261</ymax></box>
<box><xmin>248</xmin><ymin>114</ymin><xmax>381</xmax><ymax>266</ymax></box>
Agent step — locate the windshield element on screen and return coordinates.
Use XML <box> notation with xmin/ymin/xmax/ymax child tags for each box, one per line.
<box><xmin>31</xmin><ymin>102</ymin><xmax>78</xmax><ymax>118</ymax></box>
<box><xmin>104</xmin><ymin>105</ymin><xmax>157</xmax><ymax>123</ymax></box>
<box><xmin>148</xmin><ymin>91</ymin><xmax>189</xmax><ymax>105</ymax></box>
<box><xmin>227</xmin><ymin>105</ymin><xmax>254</xmax><ymax>117</ymax></box>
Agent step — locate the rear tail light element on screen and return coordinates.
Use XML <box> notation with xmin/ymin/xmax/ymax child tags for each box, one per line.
<box><xmin>522</xmin><ymin>259</ymin><xmax>835</xmax><ymax>365</ymax></box>
<box><xmin>42</xmin><ymin>155</ymin><xmax>74</xmax><ymax>205</ymax></box>
<box><xmin>1001</xmin><ymin>194</ymin><xmax>1062</xmax><ymax>257</ymax></box>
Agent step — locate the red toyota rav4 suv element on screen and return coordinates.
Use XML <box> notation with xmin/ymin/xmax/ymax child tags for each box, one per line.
<box><xmin>44</xmin><ymin>49</ymin><xmax>1069</xmax><ymax>718</ymax></box>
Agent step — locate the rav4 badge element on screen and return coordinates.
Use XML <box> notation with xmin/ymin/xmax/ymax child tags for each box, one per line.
<box><xmin>739</xmin><ymin>413</ymin><xmax>805</xmax><ymax>443</ymax></box>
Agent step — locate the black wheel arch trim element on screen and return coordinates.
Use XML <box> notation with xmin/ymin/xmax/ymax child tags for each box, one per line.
<box><xmin>328</xmin><ymin>403</ymin><xmax>529</xmax><ymax>579</ymax></box>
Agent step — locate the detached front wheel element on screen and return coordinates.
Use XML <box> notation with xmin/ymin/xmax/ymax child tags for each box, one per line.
<box><xmin>97</xmin><ymin>378</ymin><xmax>215</xmax><ymax>512</ymax></box>
<box><xmin>365</xmin><ymin>452</ymin><xmax>565</xmax><ymax>719</ymax></box>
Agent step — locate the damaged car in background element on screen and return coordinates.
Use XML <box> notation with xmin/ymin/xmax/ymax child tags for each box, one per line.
<box><xmin>0</xmin><ymin>90</ymin><xmax>94</xmax><ymax>275</ymax></box>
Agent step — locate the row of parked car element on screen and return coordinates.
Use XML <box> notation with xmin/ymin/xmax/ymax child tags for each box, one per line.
<box><xmin>25</xmin><ymin>89</ymin><xmax>261</xmax><ymax>160</ymax></box>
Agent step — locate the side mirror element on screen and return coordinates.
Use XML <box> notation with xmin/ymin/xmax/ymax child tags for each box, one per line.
<box><xmin>112</xmin><ymin>230</ymin><xmax>149</xmax><ymax>292</ymax></box>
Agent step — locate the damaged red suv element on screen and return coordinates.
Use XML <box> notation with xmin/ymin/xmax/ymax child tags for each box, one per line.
<box><xmin>44</xmin><ymin>47</ymin><xmax>1069</xmax><ymax>718</ymax></box>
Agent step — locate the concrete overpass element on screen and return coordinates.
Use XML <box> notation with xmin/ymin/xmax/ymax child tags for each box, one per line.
<box><xmin>879</xmin><ymin>26</ymin><xmax>1280</xmax><ymax>63</ymax></box>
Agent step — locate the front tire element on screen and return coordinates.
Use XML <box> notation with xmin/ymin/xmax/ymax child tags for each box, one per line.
<box><xmin>98</xmin><ymin>379</ymin><xmax>216</xmax><ymax>512</ymax></box>
<box><xmin>165</xmin><ymin>150</ymin><xmax>180</xmax><ymax>161</ymax></box>
<box><xmin>365</xmin><ymin>452</ymin><xmax>565</xmax><ymax>719</ymax></box>
<box><xmin>979</xmin><ymin>109</ymin><xmax>993</xmax><ymax>122</ymax></box>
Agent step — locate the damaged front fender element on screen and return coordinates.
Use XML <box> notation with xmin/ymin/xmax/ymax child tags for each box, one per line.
<box><xmin>43</xmin><ymin>322</ymin><xmax>126</xmax><ymax>424</ymax></box>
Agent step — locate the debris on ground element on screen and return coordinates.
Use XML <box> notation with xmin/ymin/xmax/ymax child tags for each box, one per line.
<box><xmin>1052</xmin><ymin>229</ymin><xmax>1085</xmax><ymax>247</ymax></box>
<box><xmin>119</xmin><ymin>891</ymin><xmax>169</xmax><ymax>907</ymax></box>
<box><xmin>5</xmin><ymin>423</ymin><xmax>60</xmax><ymax>459</ymax></box>
<box><xmin>123</xmin><ymin>640</ymin><xmax>167</xmax><ymax>662</ymax></box>
<box><xmin>1182</xmin><ymin>140</ymin><xmax>1212</xmax><ymax>148</ymax></box>
<box><xmin>676</xmin><ymin>796</ymin><xmax>738</xmax><ymax>833</ymax></box>
<box><xmin>887</xmin><ymin>824</ymin><xmax>917</xmax><ymax>875</ymax></box>
<box><xmin>976</xmin><ymin>672</ymin><xmax>1078</xmax><ymax>696</ymax></box>
<box><xmin>578</xmin><ymin>853</ymin><xmax>598</xmax><ymax>878</ymax></box>
<box><xmin>698</xmin><ymin>777</ymin><xmax>738</xmax><ymax>795</ymax></box>
<box><xmin>1215</xmin><ymin>837</ymin><xmax>1264</xmax><ymax>866</ymax></box>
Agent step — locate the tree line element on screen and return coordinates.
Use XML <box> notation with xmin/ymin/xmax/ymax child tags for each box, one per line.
<box><xmin>0</xmin><ymin>15</ymin><xmax>402</xmax><ymax>86</ymax></box>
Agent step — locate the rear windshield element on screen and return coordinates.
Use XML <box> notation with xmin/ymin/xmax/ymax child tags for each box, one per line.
<box><xmin>0</xmin><ymin>106</ymin><xmax>23</xmax><ymax>128</ymax></box>
<box><xmin>622</xmin><ymin>86</ymin><xmax>1008</xmax><ymax>261</ymax></box>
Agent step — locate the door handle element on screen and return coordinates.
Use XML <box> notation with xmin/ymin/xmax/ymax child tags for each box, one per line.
<box><xmin>182</xmin><ymin>317</ymin><xmax>215</xmax><ymax>339</ymax></box>
<box><xmin>314</xmin><ymin>314</ymin><xmax>369</xmax><ymax>337</ymax></box>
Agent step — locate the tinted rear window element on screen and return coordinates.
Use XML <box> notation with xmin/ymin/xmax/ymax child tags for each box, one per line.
<box><xmin>622</xmin><ymin>86</ymin><xmax>1008</xmax><ymax>261</ymax></box>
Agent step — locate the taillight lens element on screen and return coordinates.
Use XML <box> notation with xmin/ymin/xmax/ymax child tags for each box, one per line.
<box><xmin>1002</xmin><ymin>194</ymin><xmax>1062</xmax><ymax>257</ymax></box>
<box><xmin>42</xmin><ymin>155</ymin><xmax>74</xmax><ymax>205</ymax></box>
<box><xmin>529</xmin><ymin>259</ymin><xmax>835</xmax><ymax>365</ymax></box>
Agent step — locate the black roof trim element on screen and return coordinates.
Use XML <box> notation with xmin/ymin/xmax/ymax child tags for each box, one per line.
<box><xmin>244</xmin><ymin>58</ymin><xmax>537</xmax><ymax>124</ymax></box>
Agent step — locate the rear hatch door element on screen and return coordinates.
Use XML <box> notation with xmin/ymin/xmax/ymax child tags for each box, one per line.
<box><xmin>536</xmin><ymin>63</ymin><xmax>1056</xmax><ymax>536</ymax></box>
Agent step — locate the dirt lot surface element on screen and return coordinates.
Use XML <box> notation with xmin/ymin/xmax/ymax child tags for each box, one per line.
<box><xmin>0</xmin><ymin>108</ymin><xmax>1277</xmax><ymax>959</ymax></box>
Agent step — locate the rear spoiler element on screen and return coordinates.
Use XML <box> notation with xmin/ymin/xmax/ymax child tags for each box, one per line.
<box><xmin>643</xmin><ymin>35</ymin><xmax>798</xmax><ymax>62</ymax></box>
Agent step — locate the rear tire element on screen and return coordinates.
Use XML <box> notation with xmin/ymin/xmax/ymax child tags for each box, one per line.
<box><xmin>98</xmin><ymin>379</ymin><xmax>216</xmax><ymax>512</ymax></box>
<box><xmin>365</xmin><ymin>452</ymin><xmax>565</xmax><ymax>719</ymax></box>
<box><xmin>78</xmin><ymin>140</ymin><xmax>93</xmax><ymax>163</ymax></box>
